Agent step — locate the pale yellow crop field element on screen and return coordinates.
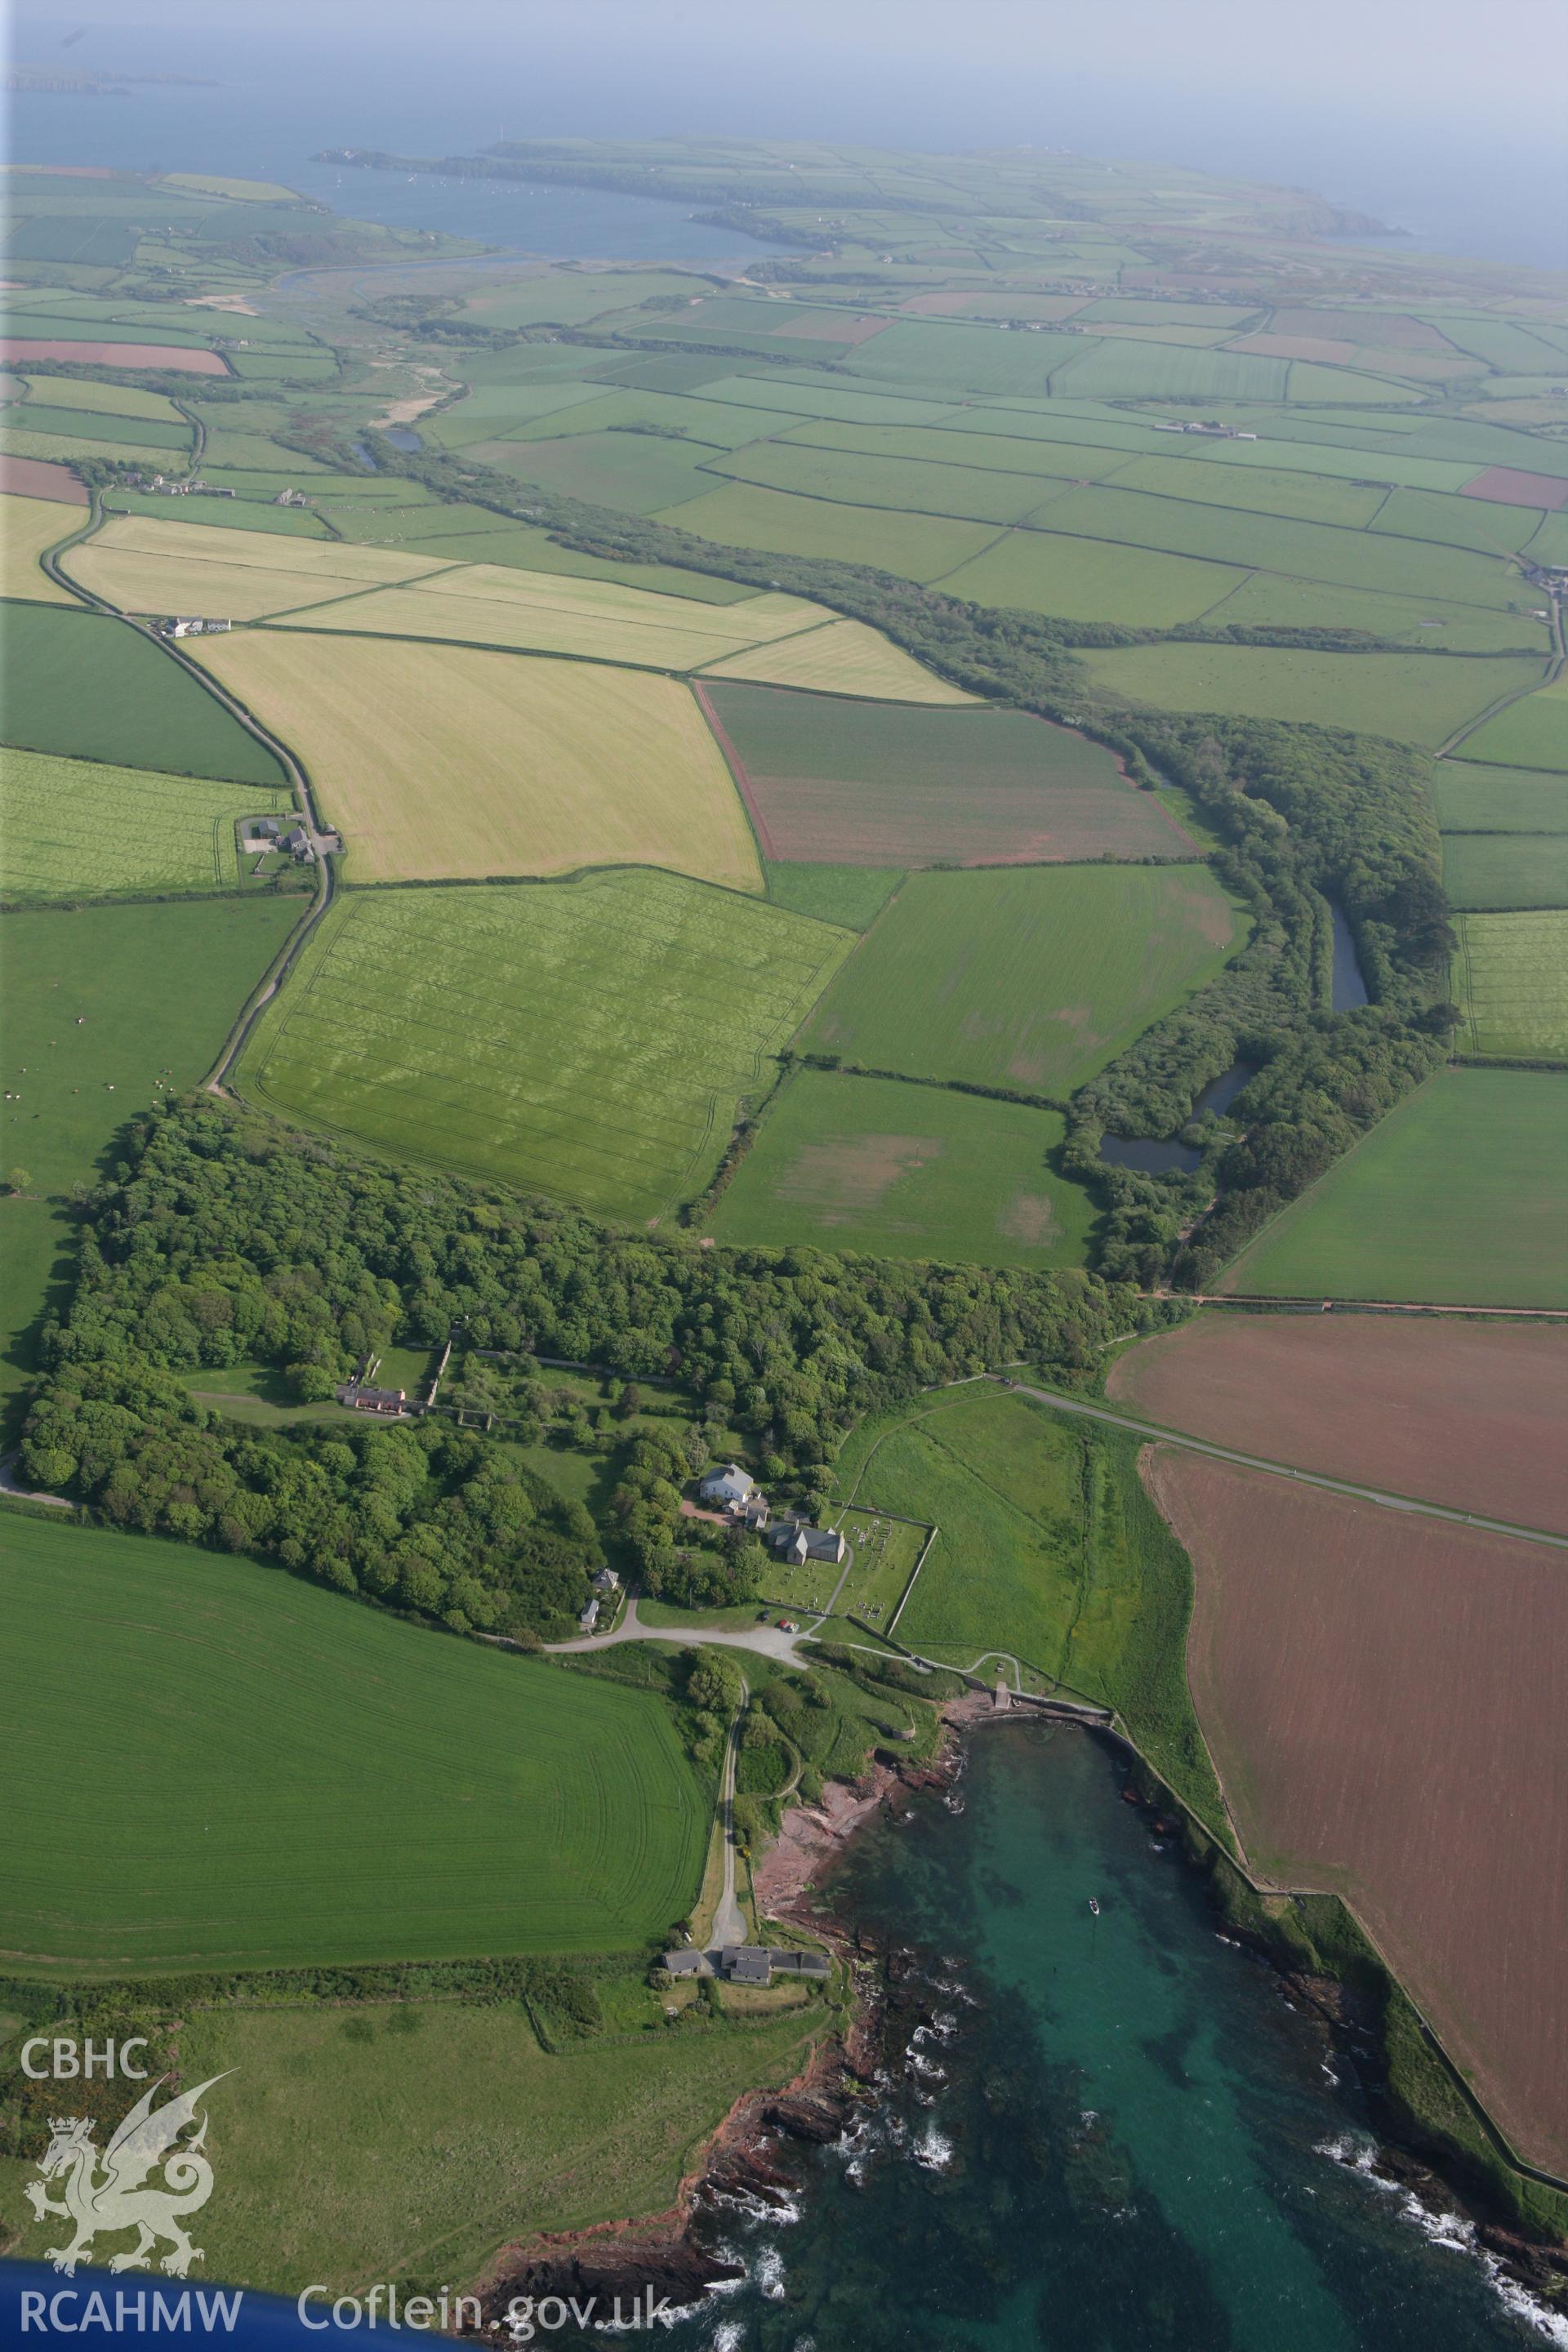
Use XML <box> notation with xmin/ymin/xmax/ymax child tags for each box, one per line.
<box><xmin>0</xmin><ymin>491</ymin><xmax>78</xmax><ymax>602</ymax></box>
<box><xmin>193</xmin><ymin>631</ymin><xmax>764</xmax><ymax>892</ymax></box>
<box><xmin>695</xmin><ymin>617</ymin><xmax>975</xmax><ymax>703</ymax></box>
<box><xmin>60</xmin><ymin>514</ymin><xmax>455</xmax><ymax>622</ymax></box>
<box><xmin>269</xmin><ymin>562</ymin><xmax>824</xmax><ymax>670</ymax></box>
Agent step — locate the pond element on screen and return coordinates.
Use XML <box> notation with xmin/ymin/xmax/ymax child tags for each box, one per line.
<box><xmin>1099</xmin><ymin>1061</ymin><xmax>1259</xmax><ymax>1174</ymax></box>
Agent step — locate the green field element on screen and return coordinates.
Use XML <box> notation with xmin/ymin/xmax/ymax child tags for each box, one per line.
<box><xmin>0</xmin><ymin>1998</ymin><xmax>818</xmax><ymax>2294</ymax></box>
<box><xmin>801</xmin><ymin>866</ymin><xmax>1241</xmax><ymax>1094</ymax></box>
<box><xmin>708</xmin><ymin>438</ymin><xmax>1060</xmax><ymax>526</ymax></box>
<box><xmin>1218</xmin><ymin>1069</ymin><xmax>1568</xmax><ymax>1307</ymax></box>
<box><xmin>2</xmin><ymin>398</ymin><xmax>190</xmax><ymax>449</ymax></box>
<box><xmin>1442</xmin><ymin>833</ymin><xmax>1568</xmax><ymax>910</ymax></box>
<box><xmin>1082</xmin><ymin>641</ymin><xmax>1541</xmax><ymax>748</ymax></box>
<box><xmin>238</xmin><ymin>874</ymin><xmax>854</xmax><ymax>1221</ymax></box>
<box><xmin>1431</xmin><ymin>760</ymin><xmax>1568</xmax><ymax>832</ymax></box>
<box><xmin>706</xmin><ymin>1068</ymin><xmax>1092</xmax><ymax>1267</ymax></box>
<box><xmin>764</xmin><ymin>862</ymin><xmax>905</xmax><ymax>930</ymax></box>
<box><xmin>470</xmin><ymin>427</ymin><xmax>722</xmax><ymax>514</ymax></box>
<box><xmin>838</xmin><ymin>1388</ymin><xmax>1223</xmax><ymax>1825</ymax></box>
<box><xmin>0</xmin><ymin>601</ymin><xmax>285</xmax><ymax>784</ymax></box>
<box><xmin>0</xmin><ymin>896</ymin><xmax>302</xmax><ymax>1440</ymax></box>
<box><xmin>925</xmin><ymin>526</ymin><xmax>1247</xmax><ymax>626</ymax></box>
<box><xmin>1189</xmin><ymin>572</ymin><xmax>1548</xmax><ymax>653</ymax></box>
<box><xmin>1459</xmin><ymin>675</ymin><xmax>1568</xmax><ymax>772</ymax></box>
<box><xmin>651</xmin><ymin>478</ymin><xmax>998</xmax><ymax>581</ymax></box>
<box><xmin>1454</xmin><ymin>911</ymin><xmax>1568</xmax><ymax>1058</ymax></box>
<box><xmin>0</xmin><ymin>1515</ymin><xmax>708</xmax><ymax>1970</ymax></box>
<box><xmin>0</xmin><ymin>746</ymin><xmax>296</xmax><ymax>899</ymax></box>
<box><xmin>1031</xmin><ymin>480</ymin><xmax>1521</xmax><ymax>608</ymax></box>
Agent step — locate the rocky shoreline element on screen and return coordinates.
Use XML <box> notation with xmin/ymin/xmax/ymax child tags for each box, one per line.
<box><xmin>465</xmin><ymin>1716</ymin><xmax>971</xmax><ymax>2335</ymax></box>
<box><xmin>467</xmin><ymin>1705</ymin><xmax>1568</xmax><ymax>2337</ymax></box>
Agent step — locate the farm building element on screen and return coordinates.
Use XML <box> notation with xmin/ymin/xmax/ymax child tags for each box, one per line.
<box><xmin>659</xmin><ymin>1944</ymin><xmax>831</xmax><ymax>1984</ymax></box>
<box><xmin>772</xmin><ymin>1520</ymin><xmax>847</xmax><ymax>1568</ymax></box>
<box><xmin>700</xmin><ymin>1462</ymin><xmax>756</xmax><ymax>1508</ymax></box>
<box><xmin>333</xmin><ymin>1383</ymin><xmax>406</xmax><ymax>1415</ymax></box>
<box><xmin>578</xmin><ymin>1595</ymin><xmax>600</xmax><ymax>1633</ymax></box>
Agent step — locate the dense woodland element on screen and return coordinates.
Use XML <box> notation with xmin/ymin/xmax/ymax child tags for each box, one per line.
<box><xmin>19</xmin><ymin>1102</ymin><xmax>1150</xmax><ymax>1637</ymax></box>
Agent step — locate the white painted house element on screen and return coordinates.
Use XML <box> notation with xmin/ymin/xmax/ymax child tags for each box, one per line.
<box><xmin>699</xmin><ymin>1463</ymin><xmax>756</xmax><ymax>1509</ymax></box>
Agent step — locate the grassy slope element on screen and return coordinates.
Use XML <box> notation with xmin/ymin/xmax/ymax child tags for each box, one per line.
<box><xmin>841</xmin><ymin>1388</ymin><xmax>1227</xmax><ymax>1832</ymax></box>
<box><xmin>2</xmin><ymin>1515</ymin><xmax>708</xmax><ymax>1971</ymax></box>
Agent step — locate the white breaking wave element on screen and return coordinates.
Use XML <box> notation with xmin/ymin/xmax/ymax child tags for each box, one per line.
<box><xmin>1316</xmin><ymin>2132</ymin><xmax>1568</xmax><ymax>2345</ymax></box>
<box><xmin>755</xmin><ymin>2246</ymin><xmax>788</xmax><ymax>2301</ymax></box>
<box><xmin>911</xmin><ymin>2122</ymin><xmax>956</xmax><ymax>2172</ymax></box>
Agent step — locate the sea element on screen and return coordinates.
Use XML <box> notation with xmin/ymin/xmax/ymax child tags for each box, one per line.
<box><xmin>6</xmin><ymin>21</ymin><xmax>1565</xmax><ymax>272</ymax></box>
<box><xmin>664</xmin><ymin>1726</ymin><xmax>1565</xmax><ymax>2351</ymax></box>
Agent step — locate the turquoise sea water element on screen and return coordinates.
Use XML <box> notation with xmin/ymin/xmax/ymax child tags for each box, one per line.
<box><xmin>671</xmin><ymin>1727</ymin><xmax>1560</xmax><ymax>2351</ymax></box>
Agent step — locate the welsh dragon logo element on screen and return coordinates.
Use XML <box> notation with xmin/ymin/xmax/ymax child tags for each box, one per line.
<box><xmin>24</xmin><ymin>2074</ymin><xmax>232</xmax><ymax>2277</ymax></box>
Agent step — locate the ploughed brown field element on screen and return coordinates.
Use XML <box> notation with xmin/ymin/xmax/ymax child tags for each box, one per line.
<box><xmin>1146</xmin><ymin>1446</ymin><xmax>1568</xmax><ymax>2176</ymax></box>
<box><xmin>0</xmin><ymin>338</ymin><xmax>229</xmax><ymax>374</ymax></box>
<box><xmin>0</xmin><ymin>454</ymin><xmax>88</xmax><ymax>503</ymax></box>
<box><xmin>1460</xmin><ymin>466</ymin><xmax>1568</xmax><ymax>511</ymax></box>
<box><xmin>1107</xmin><ymin>1312</ymin><xmax>1568</xmax><ymax>1537</ymax></box>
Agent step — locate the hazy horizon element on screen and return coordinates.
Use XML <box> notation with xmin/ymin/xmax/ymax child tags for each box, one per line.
<box><xmin>10</xmin><ymin>0</ymin><xmax>1568</xmax><ymax>271</ymax></box>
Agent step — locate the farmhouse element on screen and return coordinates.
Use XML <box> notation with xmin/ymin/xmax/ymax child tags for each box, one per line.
<box><xmin>772</xmin><ymin>1519</ymin><xmax>847</xmax><ymax>1568</ymax></box>
<box><xmin>659</xmin><ymin>1944</ymin><xmax>833</xmax><ymax>1984</ymax></box>
<box><xmin>700</xmin><ymin>1462</ymin><xmax>756</xmax><ymax>1508</ymax></box>
<box><xmin>333</xmin><ymin>1383</ymin><xmax>406</xmax><ymax>1416</ymax></box>
<box><xmin>591</xmin><ymin>1566</ymin><xmax>621</xmax><ymax>1595</ymax></box>
<box><xmin>578</xmin><ymin>1595</ymin><xmax>600</xmax><ymax>1633</ymax></box>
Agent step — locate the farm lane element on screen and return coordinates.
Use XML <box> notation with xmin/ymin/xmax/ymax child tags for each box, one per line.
<box><xmin>35</xmin><ymin>490</ymin><xmax>335</xmax><ymax>1094</ymax></box>
<box><xmin>994</xmin><ymin>1376</ymin><xmax>1568</xmax><ymax>1552</ymax></box>
<box><xmin>548</xmin><ymin>1592</ymin><xmax>815</xmax><ymax>1664</ymax></box>
<box><xmin>710</xmin><ymin>1677</ymin><xmax>750</xmax><ymax>1950</ymax></box>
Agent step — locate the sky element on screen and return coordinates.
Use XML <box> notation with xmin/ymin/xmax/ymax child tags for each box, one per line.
<box><xmin>11</xmin><ymin>0</ymin><xmax>1568</xmax><ymax>268</ymax></box>
<box><xmin>16</xmin><ymin>0</ymin><xmax>1564</xmax><ymax>121</ymax></box>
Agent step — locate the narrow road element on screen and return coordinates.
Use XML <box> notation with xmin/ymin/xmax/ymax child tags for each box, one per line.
<box><xmin>996</xmin><ymin>1376</ymin><xmax>1568</xmax><ymax>1552</ymax></box>
<box><xmin>549</xmin><ymin>1592</ymin><xmax>812</xmax><ymax>1664</ymax></box>
<box><xmin>710</xmin><ymin>1679</ymin><xmax>750</xmax><ymax>1950</ymax></box>
<box><xmin>37</xmin><ymin>495</ymin><xmax>335</xmax><ymax>1094</ymax></box>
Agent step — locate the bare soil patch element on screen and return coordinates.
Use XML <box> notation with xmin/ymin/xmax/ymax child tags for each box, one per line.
<box><xmin>0</xmin><ymin>456</ymin><xmax>87</xmax><ymax>504</ymax></box>
<box><xmin>772</xmin><ymin>311</ymin><xmax>889</xmax><ymax>346</ymax></box>
<box><xmin>741</xmin><ymin>772</ymin><xmax>1191</xmax><ymax>866</ymax></box>
<box><xmin>1146</xmin><ymin>1445</ymin><xmax>1568</xmax><ymax>2176</ymax></box>
<box><xmin>1107</xmin><ymin>1312</ymin><xmax>1568</xmax><ymax>1535</ymax></box>
<box><xmin>0</xmin><ymin>338</ymin><xmax>229</xmax><ymax>375</ymax></box>
<box><xmin>1460</xmin><ymin>466</ymin><xmax>1568</xmax><ymax>511</ymax></box>
<box><xmin>776</xmin><ymin>1133</ymin><xmax>944</xmax><ymax>1218</ymax></box>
